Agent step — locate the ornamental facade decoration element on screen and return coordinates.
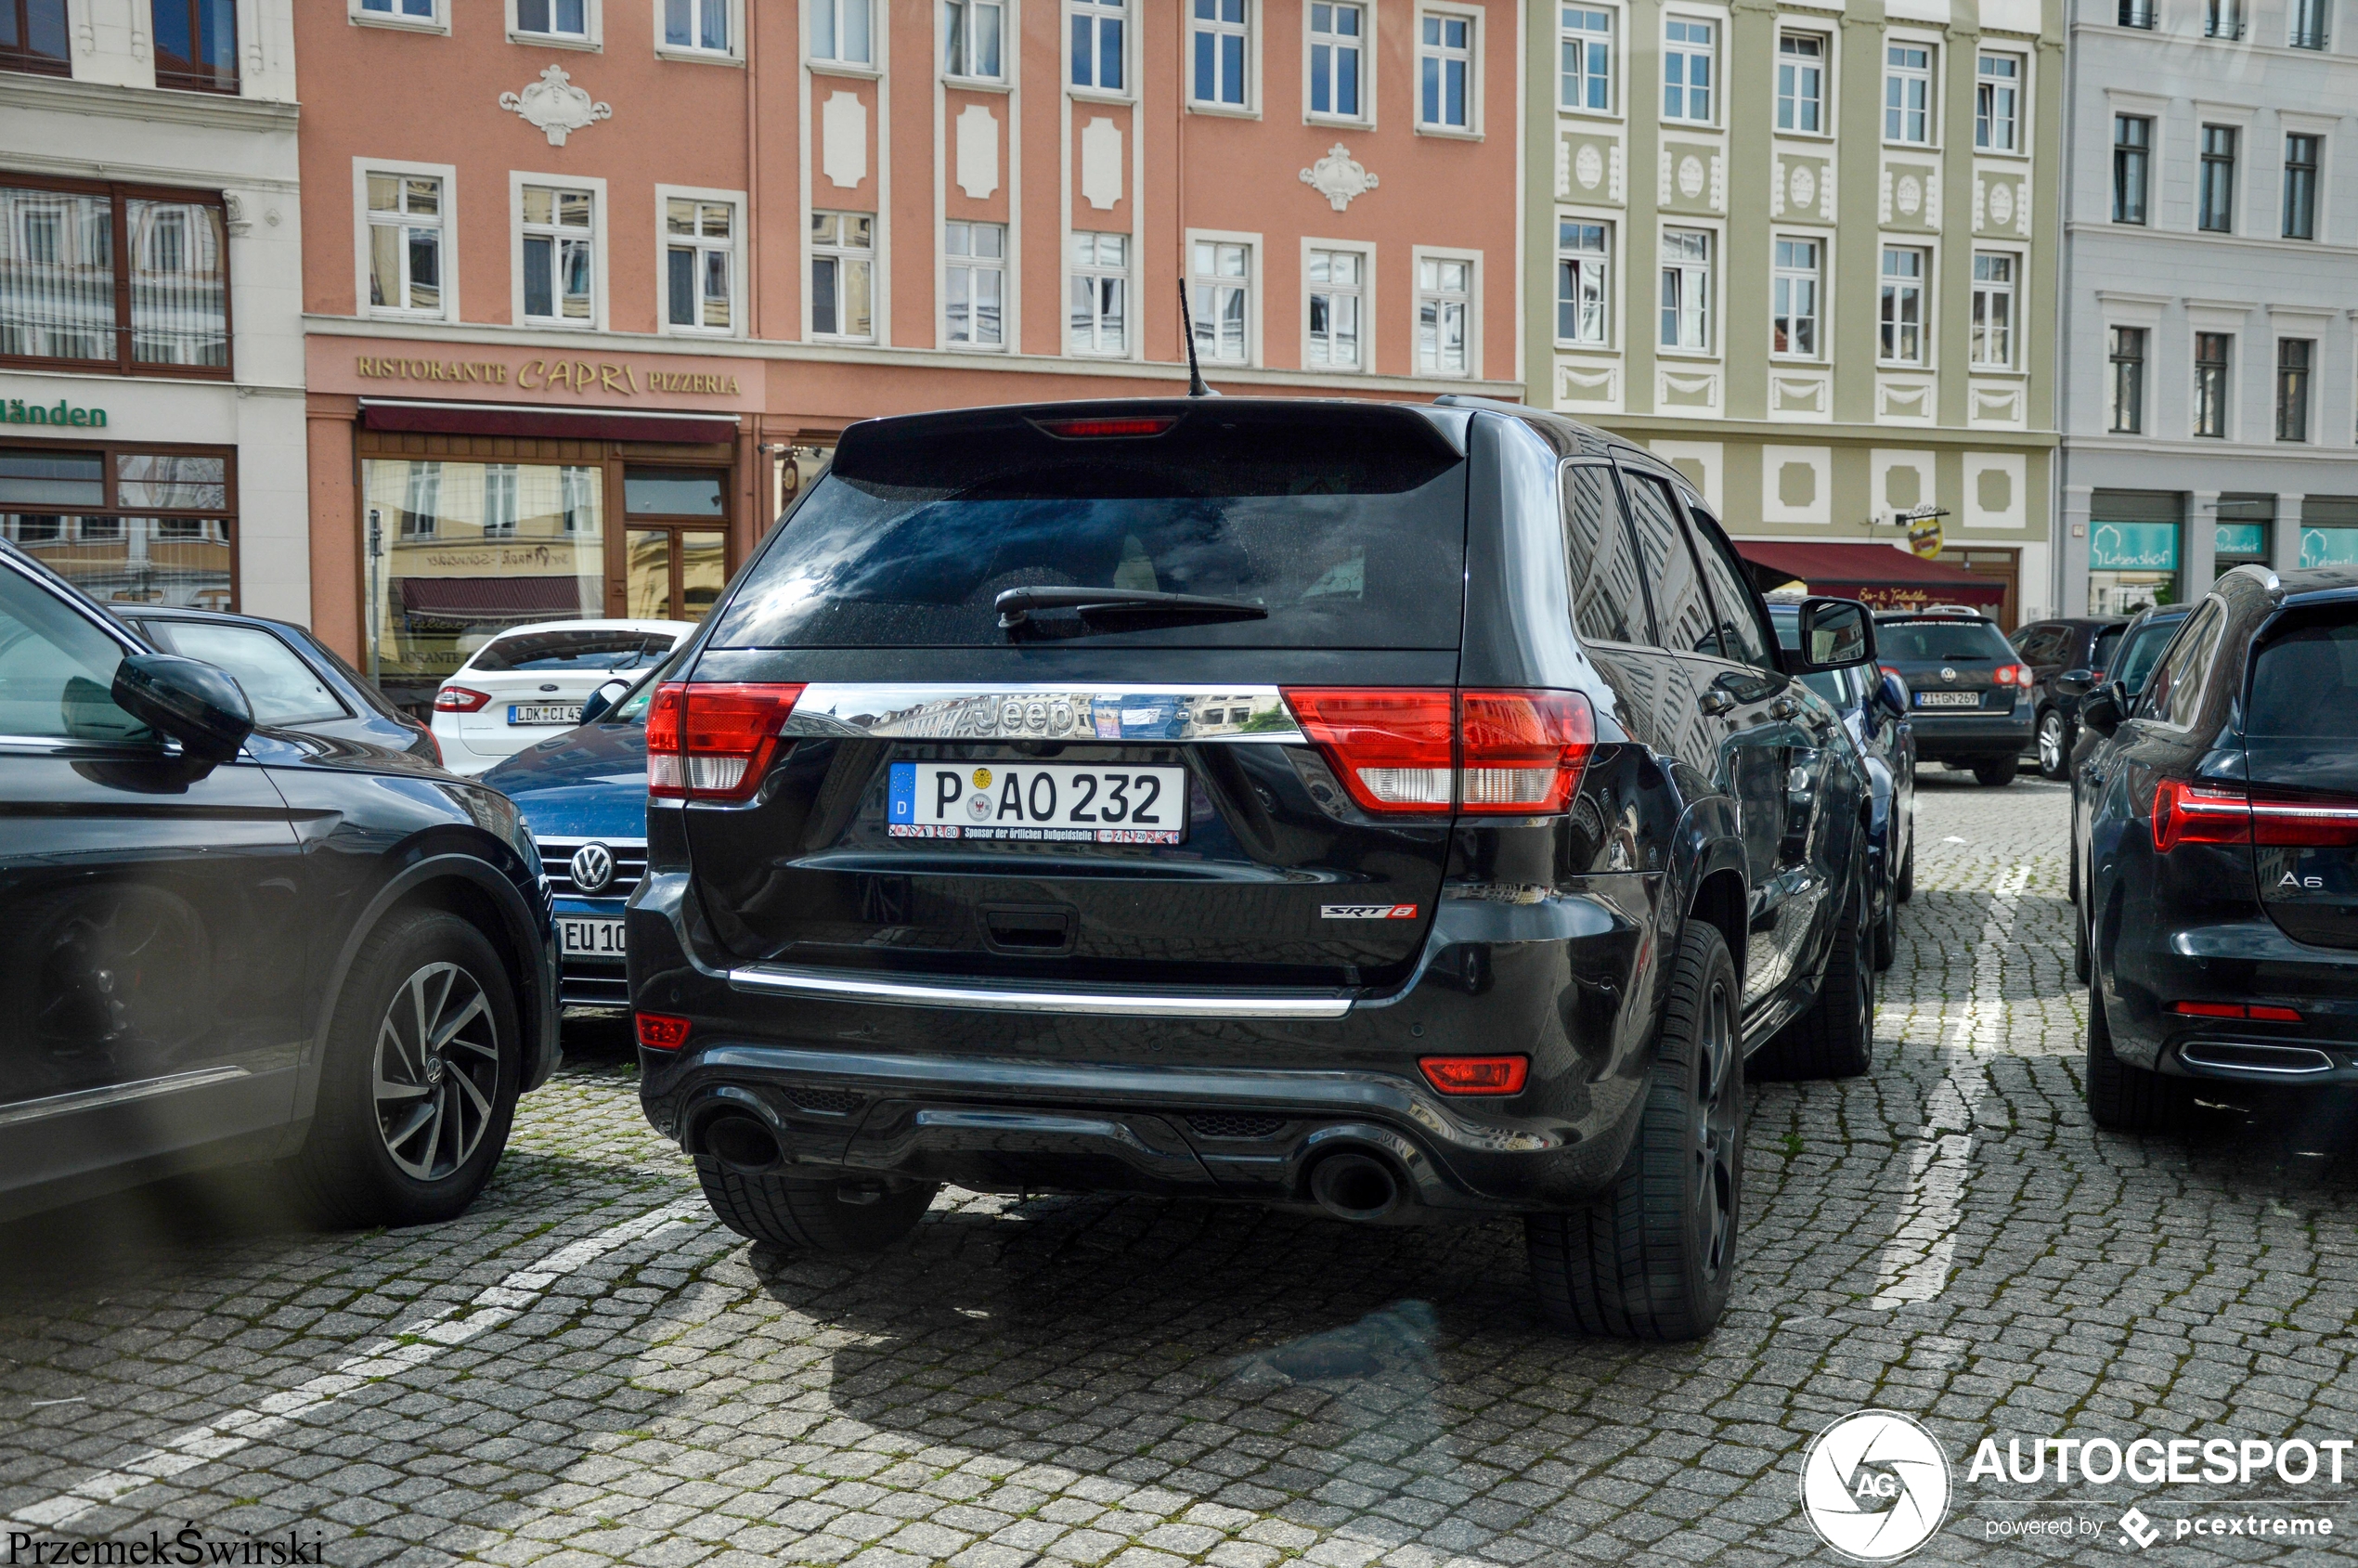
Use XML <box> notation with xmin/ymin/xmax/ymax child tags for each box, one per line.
<box><xmin>1299</xmin><ymin>144</ymin><xmax>1380</xmax><ymax>212</ymax></box>
<box><xmin>499</xmin><ymin>65</ymin><xmax>613</xmax><ymax>148</ymax></box>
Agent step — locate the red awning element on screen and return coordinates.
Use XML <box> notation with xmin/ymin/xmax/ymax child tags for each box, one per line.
<box><xmin>396</xmin><ymin>576</ymin><xmax>593</xmax><ymax>624</ymax></box>
<box><xmin>1732</xmin><ymin>539</ymin><xmax>2006</xmax><ymax>609</ymax></box>
<box><xmin>360</xmin><ymin>398</ymin><xmax>738</xmax><ymax>445</ymax></box>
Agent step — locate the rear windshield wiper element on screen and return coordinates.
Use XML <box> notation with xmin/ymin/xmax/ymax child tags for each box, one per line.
<box><xmin>995</xmin><ymin>586</ymin><xmax>1270</xmax><ymax>632</ymax></box>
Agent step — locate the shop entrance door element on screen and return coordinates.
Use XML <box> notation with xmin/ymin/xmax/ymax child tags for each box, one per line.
<box><xmin>619</xmin><ymin>466</ymin><xmax>730</xmax><ymax>622</ymax></box>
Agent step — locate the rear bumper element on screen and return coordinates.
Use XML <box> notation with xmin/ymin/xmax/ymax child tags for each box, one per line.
<box><xmin>1909</xmin><ymin>710</ymin><xmax>2032</xmax><ymax>760</ymax></box>
<box><xmin>2103</xmin><ymin>914</ymin><xmax>2358</xmax><ymax>1083</ymax></box>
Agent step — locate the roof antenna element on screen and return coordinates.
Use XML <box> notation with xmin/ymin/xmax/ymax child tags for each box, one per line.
<box><xmin>1177</xmin><ymin>278</ymin><xmax>1216</xmax><ymax>397</ymax></box>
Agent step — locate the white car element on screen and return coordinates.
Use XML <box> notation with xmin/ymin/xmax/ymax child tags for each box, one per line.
<box><xmin>431</xmin><ymin>619</ymin><xmax>693</xmax><ymax>776</ymax></box>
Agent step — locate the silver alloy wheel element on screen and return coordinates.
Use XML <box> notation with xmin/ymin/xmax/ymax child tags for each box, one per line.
<box><xmin>2038</xmin><ymin>710</ymin><xmax>2066</xmax><ymax>776</ymax></box>
<box><xmin>371</xmin><ymin>961</ymin><xmax>500</xmax><ymax>1182</ymax></box>
<box><xmin>1693</xmin><ymin>973</ymin><xmax>1741</xmax><ymax>1281</ymax></box>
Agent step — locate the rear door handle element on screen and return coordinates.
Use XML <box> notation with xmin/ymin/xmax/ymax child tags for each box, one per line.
<box><xmin>1699</xmin><ymin>689</ymin><xmax>1735</xmax><ymax>717</ymax></box>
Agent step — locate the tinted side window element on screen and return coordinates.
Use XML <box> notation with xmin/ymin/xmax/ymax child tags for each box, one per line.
<box><xmin>1619</xmin><ymin>472</ymin><xmax>1719</xmax><ymax>656</ymax></box>
<box><xmin>2138</xmin><ymin>600</ymin><xmax>2225</xmax><ymax>727</ymax></box>
<box><xmin>0</xmin><ymin>567</ymin><xmax>145</xmax><ymax>743</ymax></box>
<box><xmin>1561</xmin><ymin>463</ymin><xmax>1649</xmax><ymax>645</ymax></box>
<box><xmin>1681</xmin><ymin>502</ymin><xmax>1779</xmax><ymax>669</ymax></box>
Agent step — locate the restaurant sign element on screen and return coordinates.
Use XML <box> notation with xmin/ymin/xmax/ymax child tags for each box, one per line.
<box><xmin>353</xmin><ymin>355</ymin><xmax>742</xmax><ymax>399</ymax></box>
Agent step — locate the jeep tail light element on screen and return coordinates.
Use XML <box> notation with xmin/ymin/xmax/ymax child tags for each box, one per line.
<box><xmin>1419</xmin><ymin>1056</ymin><xmax>1531</xmax><ymax>1095</ymax></box>
<box><xmin>434</xmin><ymin>685</ymin><xmax>490</xmax><ymax>713</ymax></box>
<box><xmin>1458</xmin><ymin>690</ymin><xmax>1597</xmax><ymax>813</ymax></box>
<box><xmin>645</xmin><ymin>681</ymin><xmax>806</xmax><ymax>802</ymax></box>
<box><xmin>635</xmin><ymin>1012</ymin><xmax>691</xmax><ymax>1050</ymax></box>
<box><xmin>1281</xmin><ymin>689</ymin><xmax>1595</xmax><ymax>816</ymax></box>
<box><xmin>2153</xmin><ymin>778</ymin><xmax>2251</xmax><ymax>852</ymax></box>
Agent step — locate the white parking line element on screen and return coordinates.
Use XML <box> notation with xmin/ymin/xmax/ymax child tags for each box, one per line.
<box><xmin>1868</xmin><ymin>863</ymin><xmax>2031</xmax><ymax>1309</ymax></box>
<box><xmin>7</xmin><ymin>1198</ymin><xmax>708</xmax><ymax>1535</ymax></box>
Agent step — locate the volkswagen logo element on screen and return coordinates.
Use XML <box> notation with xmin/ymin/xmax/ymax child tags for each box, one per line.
<box><xmin>1939</xmin><ymin>667</ymin><xmax>1958</xmax><ymax>683</ymax></box>
<box><xmin>569</xmin><ymin>841</ymin><xmax>616</xmax><ymax>896</ymax></box>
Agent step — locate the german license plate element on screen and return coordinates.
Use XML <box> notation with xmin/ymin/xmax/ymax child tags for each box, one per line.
<box><xmin>1915</xmin><ymin>692</ymin><xmax>1982</xmax><ymax>708</ymax></box>
<box><xmin>511</xmin><ymin>703</ymin><xmax>583</xmax><ymax>726</ymax></box>
<box><xmin>559</xmin><ymin>916</ymin><xmax>627</xmax><ymax>957</ymax></box>
<box><xmin>887</xmin><ymin>761</ymin><xmax>1186</xmax><ymax>844</ymax></box>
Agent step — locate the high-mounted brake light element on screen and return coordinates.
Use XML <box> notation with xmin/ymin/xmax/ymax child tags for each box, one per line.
<box><xmin>645</xmin><ymin>681</ymin><xmax>806</xmax><ymax>802</ymax></box>
<box><xmin>434</xmin><ymin>685</ymin><xmax>491</xmax><ymax>713</ymax></box>
<box><xmin>1031</xmin><ymin>415</ymin><xmax>1182</xmax><ymax>439</ymax></box>
<box><xmin>635</xmin><ymin>1012</ymin><xmax>691</xmax><ymax>1050</ymax></box>
<box><xmin>1419</xmin><ymin>1056</ymin><xmax>1531</xmax><ymax>1095</ymax></box>
<box><xmin>1281</xmin><ymin>688</ymin><xmax>1595</xmax><ymax>816</ymax></box>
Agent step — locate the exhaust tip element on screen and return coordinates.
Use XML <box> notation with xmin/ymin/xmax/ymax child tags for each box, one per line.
<box><xmin>1309</xmin><ymin>1151</ymin><xmax>1403</xmax><ymax>1222</ymax></box>
<box><xmin>701</xmin><ymin>1112</ymin><xmax>784</xmax><ymax>1173</ymax></box>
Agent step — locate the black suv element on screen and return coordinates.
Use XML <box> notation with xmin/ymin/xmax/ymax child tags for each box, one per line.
<box><xmin>628</xmin><ymin>399</ymin><xmax>1880</xmax><ymax>1341</ymax></box>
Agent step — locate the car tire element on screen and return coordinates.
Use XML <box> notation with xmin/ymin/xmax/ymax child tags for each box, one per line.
<box><xmin>1750</xmin><ymin>872</ymin><xmax>1874</xmax><ymax>1082</ymax></box>
<box><xmin>1525</xmin><ymin>918</ymin><xmax>1742</xmax><ymax>1342</ymax></box>
<box><xmin>288</xmin><ymin>909</ymin><xmax>522</xmax><ymax>1229</ymax></box>
<box><xmin>696</xmin><ymin>1161</ymin><xmax>939</xmax><ymax>1253</ymax></box>
<box><xmin>2085</xmin><ymin>975</ymin><xmax>2189</xmax><ymax>1133</ymax></box>
<box><xmin>1973</xmin><ymin>759</ymin><xmax>2017</xmax><ymax>787</ymax></box>
<box><xmin>1895</xmin><ymin>832</ymin><xmax>1915</xmax><ymax>904</ymax></box>
<box><xmin>2036</xmin><ymin>708</ymin><xmax>2071</xmax><ymax>780</ymax></box>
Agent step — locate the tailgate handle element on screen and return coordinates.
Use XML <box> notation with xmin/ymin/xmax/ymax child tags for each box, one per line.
<box><xmin>982</xmin><ymin>904</ymin><xmax>1076</xmax><ymax>954</ymax></box>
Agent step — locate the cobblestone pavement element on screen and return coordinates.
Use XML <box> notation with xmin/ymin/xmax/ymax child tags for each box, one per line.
<box><xmin>7</xmin><ymin>772</ymin><xmax>2358</xmax><ymax>1567</ymax></box>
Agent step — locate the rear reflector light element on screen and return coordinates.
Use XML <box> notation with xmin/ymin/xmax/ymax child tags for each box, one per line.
<box><xmin>434</xmin><ymin>685</ymin><xmax>490</xmax><ymax>713</ymax></box>
<box><xmin>2153</xmin><ymin>778</ymin><xmax>2253</xmax><ymax>852</ymax></box>
<box><xmin>1030</xmin><ymin>415</ymin><xmax>1181</xmax><ymax>439</ymax></box>
<box><xmin>2154</xmin><ymin>779</ymin><xmax>2358</xmax><ymax>851</ymax></box>
<box><xmin>2250</xmin><ymin>1004</ymin><xmax>2305</xmax><ymax>1022</ymax></box>
<box><xmin>1419</xmin><ymin>1056</ymin><xmax>1530</xmax><ymax>1095</ymax></box>
<box><xmin>646</xmin><ymin>681</ymin><xmax>806</xmax><ymax>802</ymax></box>
<box><xmin>1282</xmin><ymin>688</ymin><xmax>1595</xmax><ymax>816</ymax></box>
<box><xmin>635</xmin><ymin>1012</ymin><xmax>691</xmax><ymax>1050</ymax></box>
<box><xmin>2171</xmin><ymin>1002</ymin><xmax>2304</xmax><ymax>1023</ymax></box>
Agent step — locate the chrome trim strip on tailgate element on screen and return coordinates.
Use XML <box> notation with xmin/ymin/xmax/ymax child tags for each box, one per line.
<box><xmin>783</xmin><ymin>684</ymin><xmax>1304</xmax><ymax>743</ymax></box>
<box><xmin>728</xmin><ymin>963</ymin><xmax>1353</xmax><ymax>1018</ymax></box>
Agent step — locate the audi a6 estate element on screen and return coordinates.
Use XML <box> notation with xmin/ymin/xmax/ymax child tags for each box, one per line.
<box><xmin>2074</xmin><ymin>565</ymin><xmax>2358</xmax><ymax>1130</ymax></box>
<box><xmin>626</xmin><ymin>397</ymin><xmax>1881</xmax><ymax>1341</ymax></box>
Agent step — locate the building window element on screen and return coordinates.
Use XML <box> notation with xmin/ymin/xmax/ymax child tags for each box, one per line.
<box><xmin>151</xmin><ymin>0</ymin><xmax>238</xmax><ymax>92</ymax></box>
<box><xmin>2</xmin><ymin>0</ymin><xmax>70</xmax><ymax>72</ymax></box>
<box><xmin>1663</xmin><ymin>19</ymin><xmax>1713</xmax><ymax>123</ymax></box>
<box><xmin>521</xmin><ymin>186</ymin><xmax>593</xmax><ymax>326</ymax></box>
<box><xmin>2277</xmin><ymin>339</ymin><xmax>2313</xmax><ymax>441</ymax></box>
<box><xmin>944</xmin><ymin>0</ymin><xmax>1003</xmax><ymax>78</ymax></box>
<box><xmin>1975</xmin><ymin>54</ymin><xmax>2019</xmax><ymax>151</ymax></box>
<box><xmin>2291</xmin><ymin>0</ymin><xmax>2329</xmax><ymax>46</ymax></box>
<box><xmin>661</xmin><ymin>0</ymin><xmax>729</xmax><ymax>53</ymax></box>
<box><xmin>1417</xmin><ymin>255</ymin><xmax>1471</xmax><ymax>373</ymax></box>
<box><xmin>2206</xmin><ymin>0</ymin><xmax>2244</xmax><ymax>36</ymax></box>
<box><xmin>1878</xmin><ymin>246</ymin><xmax>1926</xmax><ymax>364</ymax></box>
<box><xmin>1306</xmin><ymin>248</ymin><xmax>1365</xmax><ymax>368</ymax></box>
<box><xmin>356</xmin><ymin>0</ymin><xmax>439</xmax><ymax>19</ymax></box>
<box><xmin>1191</xmin><ymin>0</ymin><xmax>1248</xmax><ymax>107</ymax></box>
<box><xmin>944</xmin><ymin>221</ymin><xmax>1004</xmax><ymax>347</ymax></box>
<box><xmin>2194</xmin><ymin>332</ymin><xmax>2230</xmax><ymax>436</ymax></box>
<box><xmin>810</xmin><ymin>212</ymin><xmax>874</xmax><ymax>340</ymax></box>
<box><xmin>1885</xmin><ymin>43</ymin><xmax>1932</xmax><ymax>144</ymax></box>
<box><xmin>1190</xmin><ymin>239</ymin><xmax>1250</xmax><ymax>363</ymax></box>
<box><xmin>1557</xmin><ymin>221</ymin><xmax>1608</xmax><ymax>344</ymax></box>
<box><xmin>1561</xmin><ymin>6</ymin><xmax>1612</xmax><ymax>113</ymax></box>
<box><xmin>1309</xmin><ymin>3</ymin><xmax>1362</xmax><ymax>117</ymax></box>
<box><xmin>366</xmin><ymin>173</ymin><xmax>445</xmax><ymax>320</ymax></box>
<box><xmin>2284</xmin><ymin>133</ymin><xmax>2320</xmax><ymax>240</ymax></box>
<box><xmin>2113</xmin><ymin>115</ymin><xmax>2150</xmax><ymax>224</ymax></box>
<box><xmin>1658</xmin><ymin>228</ymin><xmax>1710</xmax><ymax>351</ymax></box>
<box><xmin>810</xmin><ymin>0</ymin><xmax>872</xmax><ymax>64</ymax></box>
<box><xmin>2</xmin><ymin>446</ymin><xmax>237</xmax><ymax>611</ymax></box>
<box><xmin>1970</xmin><ymin>252</ymin><xmax>2015</xmax><ymax>369</ymax></box>
<box><xmin>516</xmin><ymin>0</ymin><xmax>589</xmax><ymax>39</ymax></box>
<box><xmin>2109</xmin><ymin>326</ymin><xmax>2146</xmax><ymax>433</ymax></box>
<box><xmin>664</xmin><ymin>198</ymin><xmax>734</xmax><ymax>333</ymax></box>
<box><xmin>1777</xmin><ymin>33</ymin><xmax>1822</xmax><ymax>133</ymax></box>
<box><xmin>1072</xmin><ymin>0</ymin><xmax>1124</xmax><ymax>90</ymax></box>
<box><xmin>1771</xmin><ymin>236</ymin><xmax>1819</xmax><ymax>357</ymax></box>
<box><xmin>483</xmin><ymin>465</ymin><xmax>521</xmax><ymax>538</ymax></box>
<box><xmin>1419</xmin><ymin>11</ymin><xmax>1472</xmax><ymax>129</ymax></box>
<box><xmin>1069</xmin><ymin>231</ymin><xmax>1128</xmax><ymax>355</ymax></box>
<box><xmin>2199</xmin><ymin>124</ymin><xmax>2236</xmax><ymax>232</ymax></box>
<box><xmin>2118</xmin><ymin>0</ymin><xmax>2155</xmax><ymax>23</ymax></box>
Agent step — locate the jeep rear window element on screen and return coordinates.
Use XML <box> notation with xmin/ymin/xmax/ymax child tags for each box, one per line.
<box><xmin>708</xmin><ymin>405</ymin><xmax>1469</xmax><ymax>650</ymax></box>
<box><xmin>1875</xmin><ymin>620</ymin><xmax>2014</xmax><ymax>663</ymax></box>
<box><xmin>2248</xmin><ymin>608</ymin><xmax>2358</xmax><ymax>739</ymax></box>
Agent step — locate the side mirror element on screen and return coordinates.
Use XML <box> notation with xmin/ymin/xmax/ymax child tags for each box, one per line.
<box><xmin>1787</xmin><ymin>597</ymin><xmax>1877</xmax><ymax>673</ymax></box>
<box><xmin>2052</xmin><ymin>668</ymin><xmax>2092</xmax><ymax>697</ymax></box>
<box><xmin>2081</xmin><ymin>688</ymin><xmax>2124</xmax><ymax>740</ymax></box>
<box><xmin>580</xmin><ymin>677</ymin><xmax>632</xmax><ymax>726</ymax></box>
<box><xmin>1874</xmin><ymin>671</ymin><xmax>1910</xmax><ymax>718</ymax></box>
<box><xmin>111</xmin><ymin>652</ymin><xmax>253</xmax><ymax>764</ymax></box>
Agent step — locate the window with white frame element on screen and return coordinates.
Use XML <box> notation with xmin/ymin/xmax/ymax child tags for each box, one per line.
<box><xmin>1309</xmin><ymin>4</ymin><xmax>1364</xmax><ymax>118</ymax></box>
<box><xmin>366</xmin><ymin>173</ymin><xmax>445</xmax><ymax>317</ymax></box>
<box><xmin>1777</xmin><ymin>32</ymin><xmax>1822</xmax><ymax>133</ymax></box>
<box><xmin>1970</xmin><ymin>251</ymin><xmax>2015</xmax><ymax>368</ymax></box>
<box><xmin>1192</xmin><ymin>0</ymin><xmax>1248</xmax><ymax>105</ymax></box>
<box><xmin>521</xmin><ymin>185</ymin><xmax>593</xmax><ymax>325</ymax></box>
<box><xmin>1557</xmin><ymin>220</ymin><xmax>1608</xmax><ymax>343</ymax></box>
<box><xmin>356</xmin><ymin>0</ymin><xmax>439</xmax><ymax>24</ymax></box>
<box><xmin>661</xmin><ymin>0</ymin><xmax>730</xmax><ymax>54</ymax></box>
<box><xmin>1561</xmin><ymin>7</ymin><xmax>1612</xmax><ymax>113</ymax></box>
<box><xmin>1307</xmin><ymin>248</ymin><xmax>1365</xmax><ymax>368</ymax></box>
<box><xmin>810</xmin><ymin>213</ymin><xmax>874</xmax><ymax>340</ymax></box>
<box><xmin>484</xmin><ymin>465</ymin><xmax>520</xmax><ymax>538</ymax></box>
<box><xmin>945</xmin><ymin>221</ymin><xmax>1004</xmax><ymax>347</ymax></box>
<box><xmin>1663</xmin><ymin>19</ymin><xmax>1713</xmax><ymax>123</ymax></box>
<box><xmin>1659</xmin><ymin>229</ymin><xmax>1710</xmax><ymax>350</ymax></box>
<box><xmin>944</xmin><ymin>0</ymin><xmax>1003</xmax><ymax>79</ymax></box>
<box><xmin>1879</xmin><ymin>245</ymin><xmax>1926</xmax><ymax>363</ymax></box>
<box><xmin>1419</xmin><ymin>11</ymin><xmax>1473</xmax><ymax>129</ymax></box>
<box><xmin>1418</xmin><ymin>256</ymin><xmax>1471</xmax><ymax>372</ymax></box>
<box><xmin>1191</xmin><ymin>239</ymin><xmax>1250</xmax><ymax>362</ymax></box>
<box><xmin>1069</xmin><ymin>232</ymin><xmax>1128</xmax><ymax>355</ymax></box>
<box><xmin>1771</xmin><ymin>236</ymin><xmax>1819</xmax><ymax>357</ymax></box>
<box><xmin>1885</xmin><ymin>43</ymin><xmax>1932</xmax><ymax>144</ymax></box>
<box><xmin>664</xmin><ymin>197</ymin><xmax>735</xmax><ymax>333</ymax></box>
<box><xmin>810</xmin><ymin>0</ymin><xmax>872</xmax><ymax>64</ymax></box>
<box><xmin>1975</xmin><ymin>53</ymin><xmax>2020</xmax><ymax>152</ymax></box>
<box><xmin>515</xmin><ymin>0</ymin><xmax>589</xmax><ymax>41</ymax></box>
<box><xmin>1072</xmin><ymin>0</ymin><xmax>1125</xmax><ymax>90</ymax></box>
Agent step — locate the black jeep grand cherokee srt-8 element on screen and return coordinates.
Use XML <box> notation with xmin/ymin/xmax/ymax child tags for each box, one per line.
<box><xmin>628</xmin><ymin>398</ymin><xmax>1879</xmax><ymax>1341</ymax></box>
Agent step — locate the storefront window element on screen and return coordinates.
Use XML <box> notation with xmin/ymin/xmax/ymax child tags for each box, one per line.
<box><xmin>623</xmin><ymin>466</ymin><xmax>729</xmax><ymax>622</ymax></box>
<box><xmin>0</xmin><ymin>444</ymin><xmax>233</xmax><ymax>607</ymax></box>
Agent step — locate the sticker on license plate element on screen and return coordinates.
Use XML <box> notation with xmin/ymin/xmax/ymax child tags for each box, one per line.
<box><xmin>1915</xmin><ymin>692</ymin><xmax>1982</xmax><ymax>707</ymax></box>
<box><xmin>887</xmin><ymin>761</ymin><xmax>1185</xmax><ymax>844</ymax></box>
<box><xmin>511</xmin><ymin>703</ymin><xmax>584</xmax><ymax>725</ymax></box>
<box><xmin>559</xmin><ymin>917</ymin><xmax>627</xmax><ymax>956</ymax></box>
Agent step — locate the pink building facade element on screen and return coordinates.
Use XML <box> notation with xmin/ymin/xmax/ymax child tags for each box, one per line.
<box><xmin>298</xmin><ymin>0</ymin><xmax>1525</xmax><ymax>706</ymax></box>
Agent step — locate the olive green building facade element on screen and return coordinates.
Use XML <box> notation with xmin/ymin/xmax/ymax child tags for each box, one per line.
<box><xmin>1523</xmin><ymin>0</ymin><xmax>2065</xmax><ymax>624</ymax></box>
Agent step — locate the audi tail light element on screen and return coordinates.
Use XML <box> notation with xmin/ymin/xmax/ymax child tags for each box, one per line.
<box><xmin>2249</xmin><ymin>789</ymin><xmax>2358</xmax><ymax>848</ymax></box>
<box><xmin>2153</xmin><ymin>778</ymin><xmax>2253</xmax><ymax>852</ymax></box>
<box><xmin>646</xmin><ymin>681</ymin><xmax>807</xmax><ymax>802</ymax></box>
<box><xmin>1282</xmin><ymin>688</ymin><xmax>1595</xmax><ymax>816</ymax></box>
<box><xmin>2154</xmin><ymin>779</ymin><xmax>2358</xmax><ymax>852</ymax></box>
<box><xmin>434</xmin><ymin>685</ymin><xmax>491</xmax><ymax>713</ymax></box>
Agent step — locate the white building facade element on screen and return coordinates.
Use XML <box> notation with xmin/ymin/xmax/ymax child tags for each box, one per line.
<box><xmin>1</xmin><ymin>1</ymin><xmax>306</xmax><ymax>621</ymax></box>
